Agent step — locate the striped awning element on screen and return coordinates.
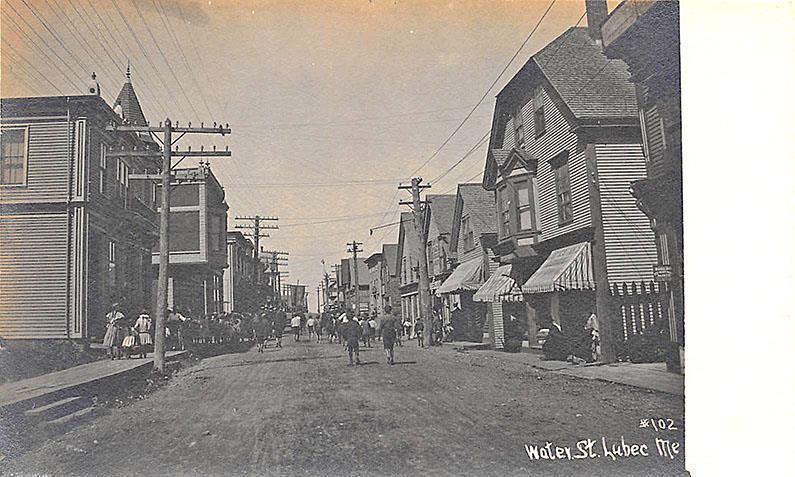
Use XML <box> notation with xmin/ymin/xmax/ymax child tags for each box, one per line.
<box><xmin>473</xmin><ymin>264</ymin><xmax>524</xmax><ymax>303</ymax></box>
<box><xmin>436</xmin><ymin>257</ymin><xmax>482</xmax><ymax>296</ymax></box>
<box><xmin>521</xmin><ymin>242</ymin><xmax>595</xmax><ymax>294</ymax></box>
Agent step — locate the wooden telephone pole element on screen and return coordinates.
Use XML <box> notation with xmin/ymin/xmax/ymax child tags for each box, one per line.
<box><xmin>107</xmin><ymin>120</ymin><xmax>231</xmax><ymax>373</ymax></box>
<box><xmin>399</xmin><ymin>178</ymin><xmax>432</xmax><ymax>347</ymax></box>
<box><xmin>235</xmin><ymin>215</ymin><xmax>279</xmax><ymax>261</ymax></box>
<box><xmin>262</xmin><ymin>250</ymin><xmax>288</xmax><ymax>305</ymax></box>
<box><xmin>346</xmin><ymin>241</ymin><xmax>363</xmax><ymax>316</ymax></box>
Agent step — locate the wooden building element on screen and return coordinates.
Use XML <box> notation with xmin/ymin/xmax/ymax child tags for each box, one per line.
<box><xmin>423</xmin><ymin>194</ymin><xmax>457</xmax><ymax>320</ymax></box>
<box><xmin>365</xmin><ymin>243</ymin><xmax>401</xmax><ymax>319</ymax></box>
<box><xmin>437</xmin><ymin>183</ymin><xmax>497</xmax><ymax>344</ymax></box>
<box><xmin>396</xmin><ymin>212</ymin><xmax>420</xmax><ymax>327</ymax></box>
<box><xmin>151</xmin><ymin>165</ymin><xmax>228</xmax><ymax>317</ymax></box>
<box><xmin>338</xmin><ymin>258</ymin><xmax>369</xmax><ymax>315</ymax></box>
<box><xmin>475</xmin><ymin>8</ymin><xmax>660</xmax><ymax>354</ymax></box>
<box><xmin>601</xmin><ymin>0</ymin><xmax>683</xmax><ymax>371</ymax></box>
<box><xmin>0</xmin><ymin>75</ymin><xmax>159</xmax><ymax>340</ymax></box>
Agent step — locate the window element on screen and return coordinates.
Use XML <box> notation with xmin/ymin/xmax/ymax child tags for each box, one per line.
<box><xmin>99</xmin><ymin>143</ymin><xmax>107</xmax><ymax>194</ymax></box>
<box><xmin>514</xmin><ymin>179</ymin><xmax>535</xmax><ymax>231</ymax></box>
<box><xmin>498</xmin><ymin>186</ymin><xmax>512</xmax><ymax>238</ymax></box>
<box><xmin>117</xmin><ymin>160</ymin><xmax>129</xmax><ymax>206</ymax></box>
<box><xmin>108</xmin><ymin>240</ymin><xmax>117</xmax><ymax>287</ymax></box>
<box><xmin>461</xmin><ymin>215</ymin><xmax>474</xmax><ymax>251</ymax></box>
<box><xmin>209</xmin><ymin>215</ymin><xmax>223</xmax><ymax>252</ymax></box>
<box><xmin>1</xmin><ymin>128</ymin><xmax>27</xmax><ymax>185</ymax></box>
<box><xmin>552</xmin><ymin>153</ymin><xmax>573</xmax><ymax>224</ymax></box>
<box><xmin>533</xmin><ymin>86</ymin><xmax>546</xmax><ymax>138</ymax></box>
<box><xmin>168</xmin><ymin>211</ymin><xmax>200</xmax><ymax>252</ymax></box>
<box><xmin>513</xmin><ymin>108</ymin><xmax>525</xmax><ymax>148</ymax></box>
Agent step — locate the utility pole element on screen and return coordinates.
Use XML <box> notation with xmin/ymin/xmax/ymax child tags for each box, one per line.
<box><xmin>346</xmin><ymin>241</ymin><xmax>363</xmax><ymax>317</ymax></box>
<box><xmin>399</xmin><ymin>177</ymin><xmax>432</xmax><ymax>347</ymax></box>
<box><xmin>317</xmin><ymin>285</ymin><xmax>322</xmax><ymax>314</ymax></box>
<box><xmin>108</xmin><ymin>120</ymin><xmax>231</xmax><ymax>373</ymax></box>
<box><xmin>262</xmin><ymin>250</ymin><xmax>288</xmax><ymax>305</ymax></box>
<box><xmin>235</xmin><ymin>215</ymin><xmax>279</xmax><ymax>261</ymax></box>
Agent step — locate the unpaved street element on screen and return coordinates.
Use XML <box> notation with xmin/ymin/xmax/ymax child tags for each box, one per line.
<box><xmin>4</xmin><ymin>339</ymin><xmax>685</xmax><ymax>476</ymax></box>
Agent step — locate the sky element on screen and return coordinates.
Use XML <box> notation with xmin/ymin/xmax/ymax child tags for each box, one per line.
<box><xmin>0</xmin><ymin>0</ymin><xmax>618</xmax><ymax>311</ymax></box>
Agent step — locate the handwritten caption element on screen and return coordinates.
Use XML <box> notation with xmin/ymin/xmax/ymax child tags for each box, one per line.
<box><xmin>524</xmin><ymin>418</ymin><xmax>681</xmax><ymax>462</ymax></box>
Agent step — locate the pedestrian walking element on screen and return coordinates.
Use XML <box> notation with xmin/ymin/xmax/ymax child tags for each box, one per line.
<box><xmin>340</xmin><ymin>316</ymin><xmax>362</xmax><ymax>366</ymax></box>
<box><xmin>291</xmin><ymin>314</ymin><xmax>302</xmax><ymax>342</ymax></box>
<box><xmin>381</xmin><ymin>305</ymin><xmax>399</xmax><ymax>365</ymax></box>
<box><xmin>272</xmin><ymin>315</ymin><xmax>283</xmax><ymax>348</ymax></box>
<box><xmin>414</xmin><ymin>319</ymin><xmax>425</xmax><ymax>347</ymax></box>
<box><xmin>361</xmin><ymin>316</ymin><xmax>372</xmax><ymax>348</ymax></box>
<box><xmin>307</xmin><ymin>316</ymin><xmax>317</xmax><ymax>342</ymax></box>
<box><xmin>133</xmin><ymin>310</ymin><xmax>153</xmax><ymax>358</ymax></box>
<box><xmin>402</xmin><ymin>318</ymin><xmax>412</xmax><ymax>343</ymax></box>
<box><xmin>368</xmin><ymin>316</ymin><xmax>378</xmax><ymax>342</ymax></box>
<box><xmin>102</xmin><ymin>302</ymin><xmax>125</xmax><ymax>360</ymax></box>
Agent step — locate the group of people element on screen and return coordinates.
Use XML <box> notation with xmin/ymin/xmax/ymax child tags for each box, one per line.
<box><xmin>334</xmin><ymin>305</ymin><xmax>402</xmax><ymax>366</ymax></box>
<box><xmin>541</xmin><ymin>311</ymin><xmax>601</xmax><ymax>364</ymax></box>
<box><xmin>102</xmin><ymin>302</ymin><xmax>153</xmax><ymax>360</ymax></box>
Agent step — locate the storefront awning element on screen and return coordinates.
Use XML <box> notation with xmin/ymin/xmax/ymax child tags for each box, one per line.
<box><xmin>521</xmin><ymin>242</ymin><xmax>595</xmax><ymax>294</ymax></box>
<box><xmin>473</xmin><ymin>264</ymin><xmax>524</xmax><ymax>302</ymax></box>
<box><xmin>436</xmin><ymin>257</ymin><xmax>482</xmax><ymax>296</ymax></box>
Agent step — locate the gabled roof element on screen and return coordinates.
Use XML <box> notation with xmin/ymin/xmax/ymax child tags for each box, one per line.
<box><xmin>382</xmin><ymin>243</ymin><xmax>399</xmax><ymax>277</ymax></box>
<box><xmin>426</xmin><ymin>194</ymin><xmax>456</xmax><ymax>238</ymax></box>
<box><xmin>396</xmin><ymin>212</ymin><xmax>416</xmax><ymax>279</ymax></box>
<box><xmin>113</xmin><ymin>71</ymin><xmax>148</xmax><ymax>126</ymax></box>
<box><xmin>527</xmin><ymin>26</ymin><xmax>637</xmax><ymax>121</ymax></box>
<box><xmin>458</xmin><ymin>183</ymin><xmax>496</xmax><ymax>235</ymax></box>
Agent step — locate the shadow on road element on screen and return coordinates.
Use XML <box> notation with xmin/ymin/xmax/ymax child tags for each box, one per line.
<box><xmin>391</xmin><ymin>361</ymin><xmax>417</xmax><ymax>365</ymax></box>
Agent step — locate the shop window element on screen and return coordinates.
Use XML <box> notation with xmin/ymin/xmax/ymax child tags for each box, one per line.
<box><xmin>116</xmin><ymin>160</ymin><xmax>129</xmax><ymax>206</ymax></box>
<box><xmin>0</xmin><ymin>128</ymin><xmax>28</xmax><ymax>185</ymax></box>
<box><xmin>108</xmin><ymin>240</ymin><xmax>117</xmax><ymax>287</ymax></box>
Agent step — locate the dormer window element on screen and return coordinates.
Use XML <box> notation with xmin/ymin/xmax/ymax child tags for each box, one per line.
<box><xmin>497</xmin><ymin>185</ymin><xmax>512</xmax><ymax>238</ymax></box>
<box><xmin>533</xmin><ymin>86</ymin><xmax>546</xmax><ymax>138</ymax></box>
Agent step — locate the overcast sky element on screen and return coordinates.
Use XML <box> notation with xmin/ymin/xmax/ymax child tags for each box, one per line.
<box><xmin>1</xmin><ymin>0</ymin><xmax>619</xmax><ymax>311</ymax></box>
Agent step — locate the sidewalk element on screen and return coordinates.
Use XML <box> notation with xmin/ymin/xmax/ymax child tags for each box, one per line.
<box><xmin>0</xmin><ymin>351</ymin><xmax>188</xmax><ymax>409</ymax></box>
<box><xmin>442</xmin><ymin>345</ymin><xmax>683</xmax><ymax>396</ymax></box>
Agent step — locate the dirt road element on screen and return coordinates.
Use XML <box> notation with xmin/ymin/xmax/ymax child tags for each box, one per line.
<box><xmin>3</xmin><ymin>337</ymin><xmax>686</xmax><ymax>476</ymax></box>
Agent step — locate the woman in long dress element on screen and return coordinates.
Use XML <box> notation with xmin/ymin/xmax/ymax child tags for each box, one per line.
<box><xmin>133</xmin><ymin>311</ymin><xmax>153</xmax><ymax>358</ymax></box>
<box><xmin>102</xmin><ymin>303</ymin><xmax>125</xmax><ymax>360</ymax></box>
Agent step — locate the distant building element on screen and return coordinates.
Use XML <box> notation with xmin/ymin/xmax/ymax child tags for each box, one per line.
<box><xmin>396</xmin><ymin>212</ymin><xmax>420</xmax><ymax>325</ymax></box>
<box><xmin>423</xmin><ymin>194</ymin><xmax>457</xmax><ymax>319</ymax></box>
<box><xmin>364</xmin><ymin>251</ymin><xmax>384</xmax><ymax>317</ymax></box>
<box><xmin>437</xmin><ymin>183</ymin><xmax>497</xmax><ymax>344</ymax></box>
<box><xmin>151</xmin><ymin>165</ymin><xmax>228</xmax><ymax>317</ymax></box>
<box><xmin>222</xmin><ymin>231</ymin><xmax>260</xmax><ymax>313</ymax></box>
<box><xmin>339</xmin><ymin>257</ymin><xmax>369</xmax><ymax>315</ymax></box>
<box><xmin>0</xmin><ymin>74</ymin><xmax>159</xmax><ymax>340</ymax></box>
<box><xmin>380</xmin><ymin>244</ymin><xmax>401</xmax><ymax>317</ymax></box>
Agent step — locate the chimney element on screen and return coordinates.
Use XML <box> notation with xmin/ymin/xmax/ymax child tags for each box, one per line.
<box><xmin>585</xmin><ymin>0</ymin><xmax>609</xmax><ymax>43</ymax></box>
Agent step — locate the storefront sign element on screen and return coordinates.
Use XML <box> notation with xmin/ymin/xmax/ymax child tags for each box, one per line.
<box><xmin>653</xmin><ymin>265</ymin><xmax>673</xmax><ymax>281</ymax></box>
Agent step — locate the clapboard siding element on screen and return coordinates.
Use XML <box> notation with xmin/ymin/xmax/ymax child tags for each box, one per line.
<box><xmin>0</xmin><ymin>213</ymin><xmax>69</xmax><ymax>338</ymax></box>
<box><xmin>519</xmin><ymin>86</ymin><xmax>591</xmax><ymax>243</ymax></box>
<box><xmin>595</xmin><ymin>144</ymin><xmax>657</xmax><ymax>285</ymax></box>
<box><xmin>487</xmin><ymin>254</ymin><xmax>505</xmax><ymax>349</ymax></box>
<box><xmin>643</xmin><ymin>104</ymin><xmax>665</xmax><ymax>164</ymax></box>
<box><xmin>0</xmin><ymin>120</ymin><xmax>70</xmax><ymax>203</ymax></box>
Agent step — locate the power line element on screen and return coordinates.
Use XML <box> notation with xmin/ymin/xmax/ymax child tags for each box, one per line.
<box><xmin>1</xmin><ymin>40</ymin><xmax>67</xmax><ymax>94</ymax></box>
<box><xmin>406</xmin><ymin>0</ymin><xmax>558</xmax><ymax>178</ymax></box>
<box><xmin>18</xmin><ymin>0</ymin><xmax>89</xmax><ymax>72</ymax></box>
<box><xmin>151</xmin><ymin>0</ymin><xmax>214</xmax><ymax>118</ymax></box>
<box><xmin>126</xmin><ymin>0</ymin><xmax>202</xmax><ymax>119</ymax></box>
<box><xmin>430</xmin><ymin>131</ymin><xmax>491</xmax><ymax>184</ymax></box>
<box><xmin>43</xmin><ymin>0</ymin><xmax>116</xmax><ymax>85</ymax></box>
<box><xmin>2</xmin><ymin>3</ymin><xmax>85</xmax><ymax>91</ymax></box>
